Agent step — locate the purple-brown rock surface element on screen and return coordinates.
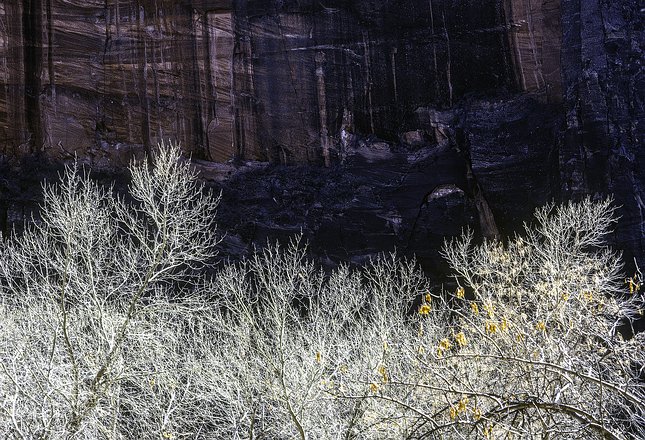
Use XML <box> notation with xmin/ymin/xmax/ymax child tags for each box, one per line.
<box><xmin>0</xmin><ymin>0</ymin><xmax>643</xmax><ymax>270</ymax></box>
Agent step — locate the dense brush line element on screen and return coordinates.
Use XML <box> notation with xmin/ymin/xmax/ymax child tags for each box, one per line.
<box><xmin>0</xmin><ymin>142</ymin><xmax>643</xmax><ymax>439</ymax></box>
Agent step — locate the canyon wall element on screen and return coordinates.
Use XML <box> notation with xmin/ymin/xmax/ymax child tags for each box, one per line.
<box><xmin>0</xmin><ymin>1</ymin><xmax>234</xmax><ymax>166</ymax></box>
<box><xmin>0</xmin><ymin>0</ymin><xmax>643</xmax><ymax>269</ymax></box>
<box><xmin>0</xmin><ymin>0</ymin><xmax>562</xmax><ymax>164</ymax></box>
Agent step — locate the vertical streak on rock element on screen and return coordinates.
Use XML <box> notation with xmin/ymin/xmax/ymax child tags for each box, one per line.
<box><xmin>207</xmin><ymin>11</ymin><xmax>235</xmax><ymax>162</ymax></box>
<box><xmin>504</xmin><ymin>0</ymin><xmax>526</xmax><ymax>90</ymax></box>
<box><xmin>362</xmin><ymin>29</ymin><xmax>374</xmax><ymax>134</ymax></box>
<box><xmin>504</xmin><ymin>0</ymin><xmax>562</xmax><ymax>100</ymax></box>
<box><xmin>0</xmin><ymin>3</ymin><xmax>4</xmax><ymax>154</ymax></box>
<box><xmin>46</xmin><ymin>0</ymin><xmax>54</xmax><ymax>105</ymax></box>
<box><xmin>347</xmin><ymin>67</ymin><xmax>355</xmax><ymax>119</ymax></box>
<box><xmin>340</xmin><ymin>44</ymin><xmax>355</xmax><ymax>163</ymax></box>
<box><xmin>525</xmin><ymin>0</ymin><xmax>545</xmax><ymax>89</ymax></box>
<box><xmin>339</xmin><ymin>108</ymin><xmax>353</xmax><ymax>164</ymax></box>
<box><xmin>192</xmin><ymin>9</ymin><xmax>209</xmax><ymax>159</ymax></box>
<box><xmin>442</xmin><ymin>10</ymin><xmax>453</xmax><ymax>107</ymax></box>
<box><xmin>496</xmin><ymin>0</ymin><xmax>516</xmax><ymax>92</ymax></box>
<box><xmin>152</xmin><ymin>3</ymin><xmax>162</xmax><ymax>142</ymax></box>
<box><xmin>23</xmin><ymin>0</ymin><xmax>43</xmax><ymax>153</ymax></box>
<box><xmin>189</xmin><ymin>8</ymin><xmax>206</xmax><ymax>158</ymax></box>
<box><xmin>118</xmin><ymin>1</ymin><xmax>133</xmax><ymax>144</ymax></box>
<box><xmin>274</xmin><ymin>12</ymin><xmax>314</xmax><ymax>162</ymax></box>
<box><xmin>391</xmin><ymin>47</ymin><xmax>398</xmax><ymax>104</ymax></box>
<box><xmin>114</xmin><ymin>0</ymin><xmax>120</xmax><ymax>45</ymax></box>
<box><xmin>101</xmin><ymin>0</ymin><xmax>113</xmax><ymax>149</ymax></box>
<box><xmin>173</xmin><ymin>12</ymin><xmax>189</xmax><ymax>147</ymax></box>
<box><xmin>428</xmin><ymin>0</ymin><xmax>439</xmax><ymax>101</ymax></box>
<box><xmin>137</xmin><ymin>4</ymin><xmax>151</xmax><ymax>154</ymax></box>
<box><xmin>232</xmin><ymin>5</ymin><xmax>259</xmax><ymax>160</ymax></box>
<box><xmin>202</xmin><ymin>11</ymin><xmax>215</xmax><ymax>160</ymax></box>
<box><xmin>2</xmin><ymin>1</ymin><xmax>27</xmax><ymax>154</ymax></box>
<box><xmin>315</xmin><ymin>51</ymin><xmax>330</xmax><ymax>167</ymax></box>
<box><xmin>176</xmin><ymin>5</ymin><xmax>187</xmax><ymax>147</ymax></box>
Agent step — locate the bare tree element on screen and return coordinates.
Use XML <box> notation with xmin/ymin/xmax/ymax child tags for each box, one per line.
<box><xmin>1</xmin><ymin>145</ymin><xmax>642</xmax><ymax>440</ymax></box>
<box><xmin>0</xmin><ymin>141</ymin><xmax>221</xmax><ymax>438</ymax></box>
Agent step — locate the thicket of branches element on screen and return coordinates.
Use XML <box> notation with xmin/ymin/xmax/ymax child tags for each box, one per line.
<box><xmin>0</xmin><ymin>142</ymin><xmax>643</xmax><ymax>439</ymax></box>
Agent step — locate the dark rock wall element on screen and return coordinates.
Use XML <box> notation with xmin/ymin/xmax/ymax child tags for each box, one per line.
<box><xmin>0</xmin><ymin>0</ymin><xmax>643</xmax><ymax>269</ymax></box>
<box><xmin>1</xmin><ymin>0</ymin><xmax>541</xmax><ymax>163</ymax></box>
<box><xmin>236</xmin><ymin>0</ymin><xmax>516</xmax><ymax>163</ymax></box>
<box><xmin>559</xmin><ymin>0</ymin><xmax>644</xmax><ymax>268</ymax></box>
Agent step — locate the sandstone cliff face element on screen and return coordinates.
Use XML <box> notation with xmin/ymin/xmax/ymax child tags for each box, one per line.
<box><xmin>0</xmin><ymin>0</ymin><xmax>554</xmax><ymax>163</ymax></box>
<box><xmin>0</xmin><ymin>0</ymin><xmax>643</xmax><ymax>269</ymax></box>
<box><xmin>1</xmin><ymin>0</ymin><xmax>235</xmax><ymax>166</ymax></box>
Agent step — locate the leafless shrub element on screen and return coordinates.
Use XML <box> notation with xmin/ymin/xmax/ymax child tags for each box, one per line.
<box><xmin>1</xmin><ymin>143</ymin><xmax>642</xmax><ymax>439</ymax></box>
<box><xmin>355</xmin><ymin>198</ymin><xmax>644</xmax><ymax>439</ymax></box>
<box><xmin>0</xmin><ymin>141</ymin><xmax>221</xmax><ymax>439</ymax></box>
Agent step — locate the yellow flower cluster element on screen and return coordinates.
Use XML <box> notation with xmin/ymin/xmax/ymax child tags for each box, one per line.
<box><xmin>457</xmin><ymin>396</ymin><xmax>469</xmax><ymax>412</ymax></box>
<box><xmin>535</xmin><ymin>321</ymin><xmax>547</xmax><ymax>332</ymax></box>
<box><xmin>418</xmin><ymin>304</ymin><xmax>432</xmax><ymax>316</ymax></box>
<box><xmin>627</xmin><ymin>276</ymin><xmax>641</xmax><ymax>294</ymax></box>
<box><xmin>369</xmin><ymin>382</ymin><xmax>379</xmax><ymax>393</ymax></box>
<box><xmin>437</xmin><ymin>338</ymin><xmax>452</xmax><ymax>357</ymax></box>
<box><xmin>456</xmin><ymin>286</ymin><xmax>465</xmax><ymax>299</ymax></box>
<box><xmin>470</xmin><ymin>302</ymin><xmax>479</xmax><ymax>315</ymax></box>
<box><xmin>485</xmin><ymin>321</ymin><xmax>498</xmax><ymax>335</ymax></box>
<box><xmin>483</xmin><ymin>302</ymin><xmax>495</xmax><ymax>319</ymax></box>
<box><xmin>449</xmin><ymin>396</ymin><xmax>470</xmax><ymax>420</ymax></box>
<box><xmin>377</xmin><ymin>365</ymin><xmax>389</xmax><ymax>384</ymax></box>
<box><xmin>454</xmin><ymin>331</ymin><xmax>467</xmax><ymax>347</ymax></box>
<box><xmin>582</xmin><ymin>290</ymin><xmax>594</xmax><ymax>302</ymax></box>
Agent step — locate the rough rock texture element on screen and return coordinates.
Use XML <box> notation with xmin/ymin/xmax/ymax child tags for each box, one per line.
<box><xmin>234</xmin><ymin>0</ymin><xmax>515</xmax><ymax>163</ymax></box>
<box><xmin>558</xmin><ymin>0</ymin><xmax>644</xmax><ymax>269</ymax></box>
<box><xmin>204</xmin><ymin>94</ymin><xmax>562</xmax><ymax>270</ymax></box>
<box><xmin>206</xmin><ymin>121</ymin><xmax>476</xmax><ymax>271</ymax></box>
<box><xmin>0</xmin><ymin>0</ymin><xmax>643</xmax><ymax>270</ymax></box>
<box><xmin>504</xmin><ymin>0</ymin><xmax>563</xmax><ymax>99</ymax></box>
<box><xmin>0</xmin><ymin>1</ymin><xmax>236</xmax><ymax>165</ymax></box>
<box><xmin>0</xmin><ymin>0</ymin><xmax>517</xmax><ymax>163</ymax></box>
